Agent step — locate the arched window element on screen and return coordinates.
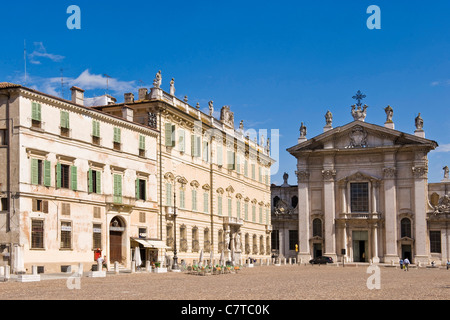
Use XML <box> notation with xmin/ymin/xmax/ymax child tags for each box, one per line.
<box><xmin>291</xmin><ymin>196</ymin><xmax>298</xmax><ymax>208</ymax></box>
<box><xmin>312</xmin><ymin>218</ymin><xmax>322</xmax><ymax>238</ymax></box>
<box><xmin>401</xmin><ymin>218</ymin><xmax>411</xmax><ymax>238</ymax></box>
<box><xmin>273</xmin><ymin>196</ymin><xmax>280</xmax><ymax>207</ymax></box>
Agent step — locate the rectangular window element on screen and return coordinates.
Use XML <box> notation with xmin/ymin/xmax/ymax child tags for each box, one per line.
<box><xmin>93</xmin><ymin>207</ymin><xmax>101</xmax><ymax>219</ymax></box>
<box><xmin>139</xmin><ymin>135</ymin><xmax>146</xmax><ymax>157</ymax></box>
<box><xmin>60</xmin><ymin>221</ymin><xmax>72</xmax><ymax>249</ymax></box>
<box><xmin>165</xmin><ymin>123</ymin><xmax>176</xmax><ymax>147</ymax></box>
<box><xmin>203</xmin><ymin>192</ymin><xmax>209</xmax><ymax>213</ymax></box>
<box><xmin>139</xmin><ymin>227</ymin><xmax>147</xmax><ymax>238</ymax></box>
<box><xmin>31</xmin><ymin>102</ymin><xmax>42</xmax><ymax>128</ymax></box>
<box><xmin>350</xmin><ymin>182</ymin><xmax>369</xmax><ymax>212</ymax></box>
<box><xmin>56</xmin><ymin>163</ymin><xmax>76</xmax><ymax>190</ymax></box>
<box><xmin>251</xmin><ymin>164</ymin><xmax>256</xmax><ymax>180</ymax></box>
<box><xmin>244</xmin><ymin>202</ymin><xmax>249</xmax><ymax>220</ymax></box>
<box><xmin>179</xmin><ymin>189</ymin><xmax>185</xmax><ymax>209</ymax></box>
<box><xmin>92</xmin><ymin>121</ymin><xmax>100</xmax><ymax>144</ymax></box>
<box><xmin>136</xmin><ymin>178</ymin><xmax>146</xmax><ymax>201</ymax></box>
<box><xmin>430</xmin><ymin>231</ymin><xmax>441</xmax><ymax>253</ymax></box>
<box><xmin>31</xmin><ymin>159</ymin><xmax>51</xmax><ymax>187</ymax></box>
<box><xmin>271</xmin><ymin>230</ymin><xmax>279</xmax><ymax>251</ymax></box>
<box><xmin>1</xmin><ymin>198</ymin><xmax>7</xmax><ymax>211</ymax></box>
<box><xmin>93</xmin><ymin>223</ymin><xmax>102</xmax><ymax>249</ymax></box>
<box><xmin>191</xmin><ymin>134</ymin><xmax>201</xmax><ymax>157</ymax></box>
<box><xmin>32</xmin><ymin>199</ymin><xmax>48</xmax><ymax>213</ymax></box>
<box><xmin>178</xmin><ymin>129</ymin><xmax>185</xmax><ymax>152</ymax></box>
<box><xmin>202</xmin><ymin>141</ymin><xmax>209</xmax><ymax>162</ymax></box>
<box><xmin>60</xmin><ymin>111</ymin><xmax>70</xmax><ymax>137</ymax></box>
<box><xmin>0</xmin><ymin>129</ymin><xmax>7</xmax><ymax>145</ymax></box>
<box><xmin>218</xmin><ymin>195</ymin><xmax>223</xmax><ymax>216</ymax></box>
<box><xmin>244</xmin><ymin>159</ymin><xmax>248</xmax><ymax>177</ymax></box>
<box><xmin>252</xmin><ymin>205</ymin><xmax>256</xmax><ymax>222</ymax></box>
<box><xmin>113</xmin><ymin>127</ymin><xmax>121</xmax><ymax>150</ymax></box>
<box><xmin>289</xmin><ymin>230</ymin><xmax>298</xmax><ymax>251</ymax></box>
<box><xmin>227</xmin><ymin>151</ymin><xmax>235</xmax><ymax>170</ymax></box>
<box><xmin>88</xmin><ymin>169</ymin><xmax>101</xmax><ymax>194</ymax></box>
<box><xmin>259</xmin><ymin>206</ymin><xmax>263</xmax><ymax>223</ymax></box>
<box><xmin>31</xmin><ymin>220</ymin><xmax>44</xmax><ymax>249</ymax></box>
<box><xmin>217</xmin><ymin>143</ymin><xmax>223</xmax><ymax>166</ymax></box>
<box><xmin>139</xmin><ymin>212</ymin><xmax>146</xmax><ymax>223</ymax></box>
<box><xmin>192</xmin><ymin>189</ymin><xmax>197</xmax><ymax>211</ymax></box>
<box><xmin>165</xmin><ymin>183</ymin><xmax>172</xmax><ymax>206</ymax></box>
<box><xmin>228</xmin><ymin>198</ymin><xmax>232</xmax><ymax>217</ymax></box>
<box><xmin>113</xmin><ymin>174</ymin><xmax>122</xmax><ymax>204</ymax></box>
<box><xmin>61</xmin><ymin>203</ymin><xmax>71</xmax><ymax>216</ymax></box>
<box><xmin>236</xmin><ymin>200</ymin><xmax>241</xmax><ymax>219</ymax></box>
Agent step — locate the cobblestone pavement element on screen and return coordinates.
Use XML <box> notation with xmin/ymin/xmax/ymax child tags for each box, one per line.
<box><xmin>0</xmin><ymin>264</ymin><xmax>448</xmax><ymax>300</ymax></box>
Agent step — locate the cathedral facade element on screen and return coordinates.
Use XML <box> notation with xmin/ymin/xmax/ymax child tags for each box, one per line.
<box><xmin>286</xmin><ymin>102</ymin><xmax>449</xmax><ymax>265</ymax></box>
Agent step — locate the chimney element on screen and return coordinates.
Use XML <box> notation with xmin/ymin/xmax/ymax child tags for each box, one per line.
<box><xmin>70</xmin><ymin>86</ymin><xmax>84</xmax><ymax>106</ymax></box>
<box><xmin>138</xmin><ymin>88</ymin><xmax>148</xmax><ymax>101</ymax></box>
<box><xmin>122</xmin><ymin>106</ymin><xmax>134</xmax><ymax>122</ymax></box>
<box><xmin>124</xmin><ymin>93</ymin><xmax>134</xmax><ymax>104</ymax></box>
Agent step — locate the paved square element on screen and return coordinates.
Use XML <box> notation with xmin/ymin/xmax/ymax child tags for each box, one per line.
<box><xmin>0</xmin><ymin>265</ymin><xmax>448</xmax><ymax>300</ymax></box>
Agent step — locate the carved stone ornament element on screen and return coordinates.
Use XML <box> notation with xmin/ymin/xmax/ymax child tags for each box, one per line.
<box><xmin>412</xmin><ymin>166</ymin><xmax>428</xmax><ymax>179</ymax></box>
<box><xmin>348</xmin><ymin>125</ymin><xmax>368</xmax><ymax>148</ymax></box>
<box><xmin>322</xmin><ymin>169</ymin><xmax>336</xmax><ymax>181</ymax></box>
<box><xmin>351</xmin><ymin>105</ymin><xmax>368</xmax><ymax>122</ymax></box>
<box><xmin>383</xmin><ymin>167</ymin><xmax>397</xmax><ymax>179</ymax></box>
<box><xmin>220</xmin><ymin>106</ymin><xmax>234</xmax><ymax>129</ymax></box>
<box><xmin>433</xmin><ymin>194</ymin><xmax>450</xmax><ymax>215</ymax></box>
<box><xmin>274</xmin><ymin>199</ymin><xmax>291</xmax><ymax>215</ymax></box>
<box><xmin>296</xmin><ymin>170</ymin><xmax>310</xmax><ymax>182</ymax></box>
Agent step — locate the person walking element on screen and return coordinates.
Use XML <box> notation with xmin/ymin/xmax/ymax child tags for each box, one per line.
<box><xmin>399</xmin><ymin>258</ymin><xmax>403</xmax><ymax>270</ymax></box>
<box><xmin>403</xmin><ymin>257</ymin><xmax>410</xmax><ymax>271</ymax></box>
<box><xmin>447</xmin><ymin>259</ymin><xmax>449</xmax><ymax>270</ymax></box>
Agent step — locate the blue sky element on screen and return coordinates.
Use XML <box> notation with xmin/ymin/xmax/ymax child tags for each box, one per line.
<box><xmin>1</xmin><ymin>0</ymin><xmax>449</xmax><ymax>183</ymax></box>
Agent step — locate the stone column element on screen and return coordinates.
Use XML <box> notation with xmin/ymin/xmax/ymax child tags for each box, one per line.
<box><xmin>372</xmin><ymin>223</ymin><xmax>380</xmax><ymax>263</ymax></box>
<box><xmin>322</xmin><ymin>169</ymin><xmax>337</xmax><ymax>261</ymax></box>
<box><xmin>412</xmin><ymin>165</ymin><xmax>429</xmax><ymax>265</ymax></box>
<box><xmin>296</xmin><ymin>169</ymin><xmax>311</xmax><ymax>262</ymax></box>
<box><xmin>342</xmin><ymin>222</ymin><xmax>348</xmax><ymax>263</ymax></box>
<box><xmin>383</xmin><ymin>166</ymin><xmax>398</xmax><ymax>263</ymax></box>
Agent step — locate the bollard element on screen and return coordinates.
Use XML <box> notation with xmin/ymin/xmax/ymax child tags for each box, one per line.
<box><xmin>4</xmin><ymin>265</ymin><xmax>10</xmax><ymax>281</ymax></box>
<box><xmin>114</xmin><ymin>261</ymin><xmax>119</xmax><ymax>274</ymax></box>
<box><xmin>32</xmin><ymin>265</ymin><xmax>38</xmax><ymax>275</ymax></box>
<box><xmin>146</xmin><ymin>260</ymin><xmax>151</xmax><ymax>272</ymax></box>
<box><xmin>131</xmin><ymin>261</ymin><xmax>136</xmax><ymax>273</ymax></box>
<box><xmin>0</xmin><ymin>266</ymin><xmax>4</xmax><ymax>277</ymax></box>
<box><xmin>77</xmin><ymin>263</ymin><xmax>84</xmax><ymax>277</ymax></box>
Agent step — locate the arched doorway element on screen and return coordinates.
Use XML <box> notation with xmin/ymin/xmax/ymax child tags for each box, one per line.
<box><xmin>110</xmin><ymin>216</ymin><xmax>126</xmax><ymax>264</ymax></box>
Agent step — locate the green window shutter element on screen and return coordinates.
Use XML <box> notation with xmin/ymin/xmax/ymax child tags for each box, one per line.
<box><xmin>44</xmin><ymin>160</ymin><xmax>51</xmax><ymax>187</ymax></box>
<box><xmin>244</xmin><ymin>159</ymin><xmax>248</xmax><ymax>177</ymax></box>
<box><xmin>228</xmin><ymin>198</ymin><xmax>232</xmax><ymax>217</ymax></box>
<box><xmin>92</xmin><ymin>121</ymin><xmax>100</xmax><ymax>137</ymax></box>
<box><xmin>139</xmin><ymin>135</ymin><xmax>145</xmax><ymax>150</ymax></box>
<box><xmin>95</xmin><ymin>170</ymin><xmax>101</xmax><ymax>194</ymax></box>
<box><xmin>113</xmin><ymin>128</ymin><xmax>121</xmax><ymax>143</ymax></box>
<box><xmin>266</xmin><ymin>209</ymin><xmax>269</xmax><ymax>225</ymax></box>
<box><xmin>192</xmin><ymin>189</ymin><xmax>197</xmax><ymax>211</ymax></box>
<box><xmin>236</xmin><ymin>155</ymin><xmax>240</xmax><ymax>173</ymax></box>
<box><xmin>114</xmin><ymin>174</ymin><xmax>122</xmax><ymax>203</ymax></box>
<box><xmin>203</xmin><ymin>142</ymin><xmax>209</xmax><ymax>162</ymax></box>
<box><xmin>259</xmin><ymin>207</ymin><xmax>263</xmax><ymax>223</ymax></box>
<box><xmin>165</xmin><ymin>183</ymin><xmax>172</xmax><ymax>206</ymax></box>
<box><xmin>56</xmin><ymin>162</ymin><xmax>62</xmax><ymax>189</ymax></box>
<box><xmin>71</xmin><ymin>166</ymin><xmax>77</xmax><ymax>191</ymax></box>
<box><xmin>203</xmin><ymin>192</ymin><xmax>209</xmax><ymax>213</ymax></box>
<box><xmin>135</xmin><ymin>179</ymin><xmax>140</xmax><ymax>199</ymax></box>
<box><xmin>165</xmin><ymin>123</ymin><xmax>173</xmax><ymax>146</ymax></box>
<box><xmin>180</xmin><ymin>189</ymin><xmax>185</xmax><ymax>208</ymax></box>
<box><xmin>88</xmin><ymin>169</ymin><xmax>93</xmax><ymax>193</ymax></box>
<box><xmin>245</xmin><ymin>203</ymin><xmax>248</xmax><ymax>220</ymax></box>
<box><xmin>252</xmin><ymin>205</ymin><xmax>256</xmax><ymax>222</ymax></box>
<box><xmin>259</xmin><ymin>167</ymin><xmax>262</xmax><ymax>182</ymax></box>
<box><xmin>217</xmin><ymin>144</ymin><xmax>223</xmax><ymax>166</ymax></box>
<box><xmin>251</xmin><ymin>164</ymin><xmax>256</xmax><ymax>179</ymax></box>
<box><xmin>236</xmin><ymin>200</ymin><xmax>241</xmax><ymax>219</ymax></box>
<box><xmin>60</xmin><ymin>111</ymin><xmax>69</xmax><ymax>129</ymax></box>
<box><xmin>31</xmin><ymin>158</ymin><xmax>39</xmax><ymax>185</ymax></box>
<box><xmin>196</xmin><ymin>136</ymin><xmax>201</xmax><ymax>157</ymax></box>
<box><xmin>178</xmin><ymin>129</ymin><xmax>185</xmax><ymax>152</ymax></box>
<box><xmin>218</xmin><ymin>196</ymin><xmax>222</xmax><ymax>216</ymax></box>
<box><xmin>227</xmin><ymin>151</ymin><xmax>235</xmax><ymax>170</ymax></box>
<box><xmin>32</xmin><ymin>102</ymin><xmax>41</xmax><ymax>121</ymax></box>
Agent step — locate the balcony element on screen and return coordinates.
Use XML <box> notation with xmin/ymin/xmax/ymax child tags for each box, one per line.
<box><xmin>340</xmin><ymin>212</ymin><xmax>382</xmax><ymax>220</ymax></box>
<box><xmin>222</xmin><ymin>216</ymin><xmax>244</xmax><ymax>226</ymax></box>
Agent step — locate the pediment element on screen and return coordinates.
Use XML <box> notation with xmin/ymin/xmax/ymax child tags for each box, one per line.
<box><xmin>338</xmin><ymin>171</ymin><xmax>380</xmax><ymax>183</ymax></box>
<box><xmin>288</xmin><ymin>121</ymin><xmax>437</xmax><ymax>154</ymax></box>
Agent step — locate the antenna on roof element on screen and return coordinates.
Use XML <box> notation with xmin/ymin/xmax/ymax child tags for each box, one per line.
<box><xmin>103</xmin><ymin>74</ymin><xmax>111</xmax><ymax>95</ymax></box>
<box><xmin>24</xmin><ymin>39</ymin><xmax>27</xmax><ymax>85</ymax></box>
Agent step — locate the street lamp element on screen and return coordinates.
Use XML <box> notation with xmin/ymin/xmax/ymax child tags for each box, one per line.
<box><xmin>171</xmin><ymin>176</ymin><xmax>186</xmax><ymax>271</ymax></box>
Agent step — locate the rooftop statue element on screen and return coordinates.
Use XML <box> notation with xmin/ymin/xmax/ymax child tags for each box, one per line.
<box><xmin>153</xmin><ymin>70</ymin><xmax>162</xmax><ymax>88</ymax></box>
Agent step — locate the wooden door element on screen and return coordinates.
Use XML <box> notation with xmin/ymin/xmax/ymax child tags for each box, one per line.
<box><xmin>110</xmin><ymin>231</ymin><xmax>123</xmax><ymax>263</ymax></box>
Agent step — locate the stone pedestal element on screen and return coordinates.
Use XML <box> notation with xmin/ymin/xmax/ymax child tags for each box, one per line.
<box><xmin>17</xmin><ymin>274</ymin><xmax>41</xmax><ymax>282</ymax></box>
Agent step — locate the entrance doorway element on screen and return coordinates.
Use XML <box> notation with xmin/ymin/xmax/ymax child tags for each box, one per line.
<box><xmin>352</xmin><ymin>231</ymin><xmax>368</xmax><ymax>262</ymax></box>
<box><xmin>110</xmin><ymin>216</ymin><xmax>125</xmax><ymax>264</ymax></box>
<box><xmin>313</xmin><ymin>243</ymin><xmax>322</xmax><ymax>258</ymax></box>
<box><xmin>401</xmin><ymin>245</ymin><xmax>412</xmax><ymax>262</ymax></box>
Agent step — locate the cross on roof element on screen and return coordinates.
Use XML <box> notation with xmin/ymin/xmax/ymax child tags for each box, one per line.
<box><xmin>352</xmin><ymin>90</ymin><xmax>366</xmax><ymax>107</ymax></box>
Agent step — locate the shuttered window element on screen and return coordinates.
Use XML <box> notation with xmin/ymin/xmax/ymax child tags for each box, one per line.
<box><xmin>88</xmin><ymin>169</ymin><xmax>101</xmax><ymax>194</ymax></box>
<box><xmin>31</xmin><ymin>159</ymin><xmax>51</xmax><ymax>187</ymax></box>
<box><xmin>60</xmin><ymin>111</ymin><xmax>70</xmax><ymax>129</ymax></box>
<box><xmin>31</xmin><ymin>102</ymin><xmax>41</xmax><ymax>121</ymax></box>
<box><xmin>113</xmin><ymin>174</ymin><xmax>122</xmax><ymax>204</ymax></box>
<box><xmin>165</xmin><ymin>123</ymin><xmax>175</xmax><ymax>147</ymax></box>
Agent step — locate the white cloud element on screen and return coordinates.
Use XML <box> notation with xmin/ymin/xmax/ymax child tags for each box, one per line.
<box><xmin>434</xmin><ymin>143</ymin><xmax>450</xmax><ymax>153</ymax></box>
<box><xmin>430</xmin><ymin>80</ymin><xmax>450</xmax><ymax>87</ymax></box>
<box><xmin>70</xmin><ymin>69</ymin><xmax>136</xmax><ymax>93</ymax></box>
<box><xmin>28</xmin><ymin>42</ymin><xmax>65</xmax><ymax>65</ymax></box>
